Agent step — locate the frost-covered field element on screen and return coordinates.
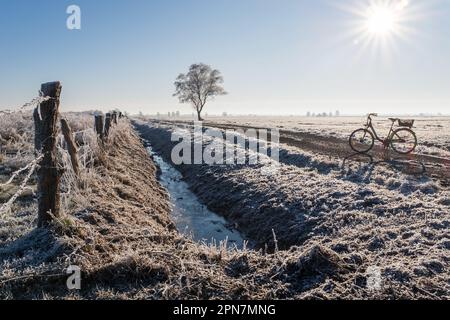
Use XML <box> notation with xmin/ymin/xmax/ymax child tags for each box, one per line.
<box><xmin>1</xmin><ymin>112</ymin><xmax>448</xmax><ymax>299</ymax></box>
<box><xmin>136</xmin><ymin>120</ymin><xmax>450</xmax><ymax>298</ymax></box>
<box><xmin>204</xmin><ymin>116</ymin><xmax>450</xmax><ymax>158</ymax></box>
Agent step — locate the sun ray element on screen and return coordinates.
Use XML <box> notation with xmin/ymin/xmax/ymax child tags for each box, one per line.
<box><xmin>331</xmin><ymin>0</ymin><xmax>437</xmax><ymax>62</ymax></box>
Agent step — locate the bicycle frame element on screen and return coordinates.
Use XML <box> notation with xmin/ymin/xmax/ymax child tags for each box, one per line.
<box><xmin>364</xmin><ymin>116</ymin><xmax>396</xmax><ymax>145</ymax></box>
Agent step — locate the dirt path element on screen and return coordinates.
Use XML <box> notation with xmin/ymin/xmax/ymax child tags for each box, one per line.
<box><xmin>151</xmin><ymin>119</ymin><xmax>450</xmax><ymax>185</ymax></box>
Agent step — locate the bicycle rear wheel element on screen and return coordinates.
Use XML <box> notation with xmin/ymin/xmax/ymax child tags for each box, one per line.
<box><xmin>349</xmin><ymin>129</ymin><xmax>374</xmax><ymax>153</ymax></box>
<box><xmin>391</xmin><ymin>128</ymin><xmax>417</xmax><ymax>154</ymax></box>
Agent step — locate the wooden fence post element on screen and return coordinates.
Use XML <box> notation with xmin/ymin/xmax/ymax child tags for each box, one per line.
<box><xmin>60</xmin><ymin>118</ymin><xmax>80</xmax><ymax>176</ymax></box>
<box><xmin>33</xmin><ymin>81</ymin><xmax>62</xmax><ymax>227</ymax></box>
<box><xmin>95</xmin><ymin>115</ymin><xmax>104</xmax><ymax>140</ymax></box>
<box><xmin>104</xmin><ymin>113</ymin><xmax>112</xmax><ymax>137</ymax></box>
<box><xmin>111</xmin><ymin>112</ymin><xmax>118</xmax><ymax>125</ymax></box>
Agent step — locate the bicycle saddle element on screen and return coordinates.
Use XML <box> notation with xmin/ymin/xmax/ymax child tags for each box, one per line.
<box><xmin>389</xmin><ymin>118</ymin><xmax>399</xmax><ymax>122</ymax></box>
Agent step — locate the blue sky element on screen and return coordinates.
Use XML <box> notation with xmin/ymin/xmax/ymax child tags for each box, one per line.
<box><xmin>0</xmin><ymin>0</ymin><xmax>449</xmax><ymax>115</ymax></box>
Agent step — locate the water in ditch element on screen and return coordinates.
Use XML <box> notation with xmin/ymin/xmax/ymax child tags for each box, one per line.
<box><xmin>146</xmin><ymin>146</ymin><xmax>247</xmax><ymax>249</ymax></box>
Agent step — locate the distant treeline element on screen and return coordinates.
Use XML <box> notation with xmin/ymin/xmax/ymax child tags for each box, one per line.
<box><xmin>306</xmin><ymin>111</ymin><xmax>341</xmax><ymax>117</ymax></box>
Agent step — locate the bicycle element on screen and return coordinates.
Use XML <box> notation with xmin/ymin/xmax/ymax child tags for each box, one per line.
<box><xmin>349</xmin><ymin>113</ymin><xmax>417</xmax><ymax>154</ymax></box>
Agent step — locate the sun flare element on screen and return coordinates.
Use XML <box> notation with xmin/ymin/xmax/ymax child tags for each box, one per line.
<box><xmin>366</xmin><ymin>5</ymin><xmax>398</xmax><ymax>35</ymax></box>
<box><xmin>336</xmin><ymin>0</ymin><xmax>429</xmax><ymax>59</ymax></box>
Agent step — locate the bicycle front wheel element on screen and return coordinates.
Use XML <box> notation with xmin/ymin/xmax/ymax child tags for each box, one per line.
<box><xmin>349</xmin><ymin>129</ymin><xmax>374</xmax><ymax>153</ymax></box>
<box><xmin>391</xmin><ymin>128</ymin><xmax>417</xmax><ymax>154</ymax></box>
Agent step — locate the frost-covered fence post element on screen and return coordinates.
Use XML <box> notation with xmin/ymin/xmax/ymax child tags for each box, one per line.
<box><xmin>111</xmin><ymin>111</ymin><xmax>118</xmax><ymax>125</ymax></box>
<box><xmin>95</xmin><ymin>115</ymin><xmax>104</xmax><ymax>140</ymax></box>
<box><xmin>60</xmin><ymin>118</ymin><xmax>80</xmax><ymax>176</ymax></box>
<box><xmin>33</xmin><ymin>81</ymin><xmax>62</xmax><ymax>227</ymax></box>
<box><xmin>104</xmin><ymin>113</ymin><xmax>112</xmax><ymax>137</ymax></box>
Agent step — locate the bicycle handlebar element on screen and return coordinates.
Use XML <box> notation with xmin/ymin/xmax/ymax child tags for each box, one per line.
<box><xmin>368</xmin><ymin>113</ymin><xmax>378</xmax><ymax>117</ymax></box>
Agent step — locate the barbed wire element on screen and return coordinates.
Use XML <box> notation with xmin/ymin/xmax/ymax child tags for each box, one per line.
<box><xmin>0</xmin><ymin>154</ymin><xmax>42</xmax><ymax>217</ymax></box>
<box><xmin>0</xmin><ymin>154</ymin><xmax>43</xmax><ymax>188</ymax></box>
<box><xmin>0</xmin><ymin>95</ymin><xmax>52</xmax><ymax>115</ymax></box>
<box><xmin>0</xmin><ymin>94</ymin><xmax>99</xmax><ymax>216</ymax></box>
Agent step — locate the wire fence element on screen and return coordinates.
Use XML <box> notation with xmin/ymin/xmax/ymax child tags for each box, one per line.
<box><xmin>0</xmin><ymin>95</ymin><xmax>51</xmax><ymax>115</ymax></box>
<box><xmin>0</xmin><ymin>154</ymin><xmax>43</xmax><ymax>217</ymax></box>
<box><xmin>0</xmin><ymin>155</ymin><xmax>42</xmax><ymax>189</ymax></box>
<box><xmin>0</xmin><ymin>96</ymin><xmax>50</xmax><ymax>216</ymax></box>
<box><xmin>1</xmin><ymin>90</ymin><xmax>117</xmax><ymax>219</ymax></box>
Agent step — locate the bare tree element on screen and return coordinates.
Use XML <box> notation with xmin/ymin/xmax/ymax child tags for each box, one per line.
<box><xmin>173</xmin><ymin>63</ymin><xmax>227</xmax><ymax>121</ymax></box>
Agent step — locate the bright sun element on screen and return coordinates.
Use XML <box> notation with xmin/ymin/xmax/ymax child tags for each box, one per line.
<box><xmin>366</xmin><ymin>5</ymin><xmax>398</xmax><ymax>35</ymax></box>
<box><xmin>340</xmin><ymin>0</ymin><xmax>428</xmax><ymax>57</ymax></box>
